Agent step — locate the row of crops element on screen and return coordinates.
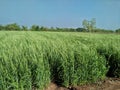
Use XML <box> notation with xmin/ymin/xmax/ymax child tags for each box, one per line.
<box><xmin>0</xmin><ymin>31</ymin><xmax>120</xmax><ymax>90</ymax></box>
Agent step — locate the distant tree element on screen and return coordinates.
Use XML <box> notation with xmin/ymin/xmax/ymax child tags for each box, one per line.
<box><xmin>76</xmin><ymin>28</ymin><xmax>87</xmax><ymax>32</ymax></box>
<box><xmin>93</xmin><ymin>28</ymin><xmax>114</xmax><ymax>33</ymax></box>
<box><xmin>69</xmin><ymin>28</ymin><xmax>76</xmax><ymax>32</ymax></box>
<box><xmin>55</xmin><ymin>27</ymin><xmax>62</xmax><ymax>31</ymax></box>
<box><xmin>90</xmin><ymin>18</ymin><xmax>96</xmax><ymax>32</ymax></box>
<box><xmin>116</xmin><ymin>28</ymin><xmax>120</xmax><ymax>33</ymax></box>
<box><xmin>40</xmin><ymin>26</ymin><xmax>44</xmax><ymax>31</ymax></box>
<box><xmin>5</xmin><ymin>23</ymin><xmax>21</xmax><ymax>30</ymax></box>
<box><xmin>82</xmin><ymin>18</ymin><xmax>96</xmax><ymax>32</ymax></box>
<box><xmin>40</xmin><ymin>26</ymin><xmax>49</xmax><ymax>31</ymax></box>
<box><xmin>0</xmin><ymin>25</ymin><xmax>4</xmax><ymax>30</ymax></box>
<box><xmin>50</xmin><ymin>27</ymin><xmax>54</xmax><ymax>30</ymax></box>
<box><xmin>31</xmin><ymin>25</ymin><xmax>39</xmax><ymax>31</ymax></box>
<box><xmin>82</xmin><ymin>19</ymin><xmax>88</xmax><ymax>29</ymax></box>
<box><xmin>22</xmin><ymin>25</ymin><xmax>28</xmax><ymax>31</ymax></box>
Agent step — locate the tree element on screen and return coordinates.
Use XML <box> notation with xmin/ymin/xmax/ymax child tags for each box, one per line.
<box><xmin>90</xmin><ymin>18</ymin><xmax>96</xmax><ymax>32</ymax></box>
<box><xmin>30</xmin><ymin>25</ymin><xmax>39</xmax><ymax>31</ymax></box>
<box><xmin>0</xmin><ymin>25</ymin><xmax>4</xmax><ymax>30</ymax></box>
<box><xmin>76</xmin><ymin>28</ymin><xmax>87</xmax><ymax>32</ymax></box>
<box><xmin>116</xmin><ymin>28</ymin><xmax>120</xmax><ymax>33</ymax></box>
<box><xmin>82</xmin><ymin>18</ymin><xmax>96</xmax><ymax>32</ymax></box>
<box><xmin>5</xmin><ymin>23</ymin><xmax>21</xmax><ymax>30</ymax></box>
<box><xmin>40</xmin><ymin>26</ymin><xmax>48</xmax><ymax>31</ymax></box>
<box><xmin>82</xmin><ymin>19</ymin><xmax>88</xmax><ymax>29</ymax></box>
<box><xmin>22</xmin><ymin>25</ymin><xmax>28</xmax><ymax>31</ymax></box>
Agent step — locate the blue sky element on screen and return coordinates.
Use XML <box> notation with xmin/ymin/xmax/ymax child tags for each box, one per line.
<box><xmin>0</xmin><ymin>0</ymin><xmax>120</xmax><ymax>30</ymax></box>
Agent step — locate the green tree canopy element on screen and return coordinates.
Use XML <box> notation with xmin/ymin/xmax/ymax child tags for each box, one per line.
<box><xmin>82</xmin><ymin>18</ymin><xmax>96</xmax><ymax>32</ymax></box>
<box><xmin>5</xmin><ymin>23</ymin><xmax>21</xmax><ymax>30</ymax></box>
<box><xmin>31</xmin><ymin>25</ymin><xmax>40</xmax><ymax>31</ymax></box>
<box><xmin>116</xmin><ymin>28</ymin><xmax>120</xmax><ymax>33</ymax></box>
<box><xmin>21</xmin><ymin>25</ymin><xmax>28</xmax><ymax>31</ymax></box>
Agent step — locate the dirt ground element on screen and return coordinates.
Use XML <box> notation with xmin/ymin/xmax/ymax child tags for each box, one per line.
<box><xmin>45</xmin><ymin>78</ymin><xmax>120</xmax><ymax>90</ymax></box>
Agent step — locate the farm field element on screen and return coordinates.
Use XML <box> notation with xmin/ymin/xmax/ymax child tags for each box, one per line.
<box><xmin>0</xmin><ymin>31</ymin><xmax>120</xmax><ymax>90</ymax></box>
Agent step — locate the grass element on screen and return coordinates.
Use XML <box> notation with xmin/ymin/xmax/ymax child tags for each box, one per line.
<box><xmin>0</xmin><ymin>31</ymin><xmax>119</xmax><ymax>89</ymax></box>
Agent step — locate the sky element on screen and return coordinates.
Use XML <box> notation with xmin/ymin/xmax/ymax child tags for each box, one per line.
<box><xmin>0</xmin><ymin>0</ymin><xmax>120</xmax><ymax>30</ymax></box>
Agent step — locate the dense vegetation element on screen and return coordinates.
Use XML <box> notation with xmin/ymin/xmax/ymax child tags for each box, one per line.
<box><xmin>0</xmin><ymin>31</ymin><xmax>119</xmax><ymax>90</ymax></box>
<box><xmin>116</xmin><ymin>28</ymin><xmax>120</xmax><ymax>33</ymax></box>
<box><xmin>0</xmin><ymin>23</ymin><xmax>119</xmax><ymax>33</ymax></box>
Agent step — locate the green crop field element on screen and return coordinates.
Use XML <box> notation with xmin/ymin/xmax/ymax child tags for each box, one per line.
<box><xmin>0</xmin><ymin>31</ymin><xmax>120</xmax><ymax>90</ymax></box>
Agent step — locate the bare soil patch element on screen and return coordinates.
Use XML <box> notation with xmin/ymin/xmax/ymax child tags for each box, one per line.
<box><xmin>45</xmin><ymin>78</ymin><xmax>120</xmax><ymax>90</ymax></box>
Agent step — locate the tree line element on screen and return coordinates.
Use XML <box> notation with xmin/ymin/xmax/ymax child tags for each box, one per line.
<box><xmin>0</xmin><ymin>21</ymin><xmax>119</xmax><ymax>33</ymax></box>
